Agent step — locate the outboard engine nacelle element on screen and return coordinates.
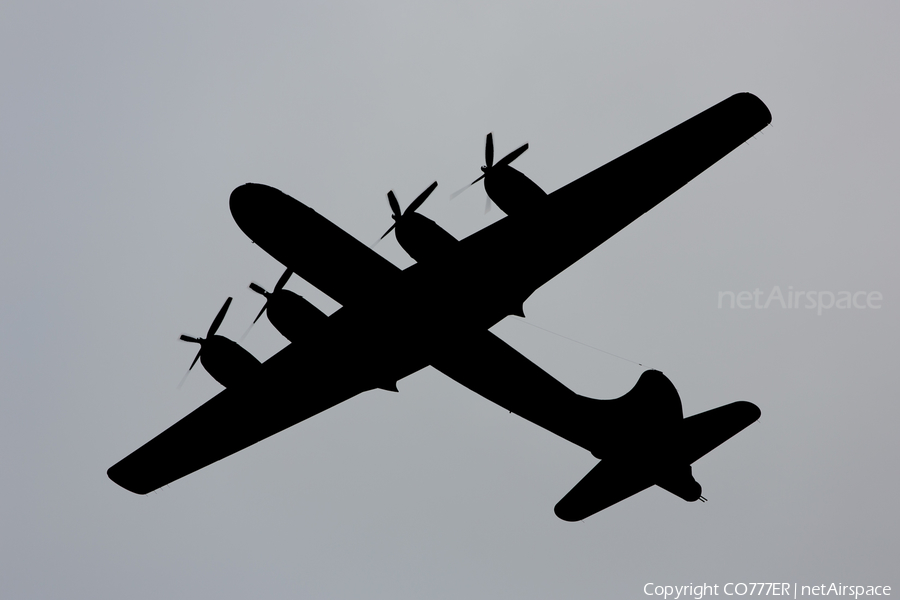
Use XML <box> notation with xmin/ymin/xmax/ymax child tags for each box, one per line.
<box><xmin>454</xmin><ymin>133</ymin><xmax>546</xmax><ymax>215</ymax></box>
<box><xmin>484</xmin><ymin>164</ymin><xmax>547</xmax><ymax>216</ymax></box>
<box><xmin>179</xmin><ymin>296</ymin><xmax>261</xmax><ymax>389</ymax></box>
<box><xmin>200</xmin><ymin>335</ymin><xmax>262</xmax><ymax>388</ymax></box>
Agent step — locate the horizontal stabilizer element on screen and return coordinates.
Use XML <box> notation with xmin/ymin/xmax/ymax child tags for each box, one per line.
<box><xmin>554</xmin><ymin>401</ymin><xmax>760</xmax><ymax>521</ymax></box>
<box><xmin>554</xmin><ymin>459</ymin><xmax>656</xmax><ymax>521</ymax></box>
<box><xmin>678</xmin><ymin>401</ymin><xmax>761</xmax><ymax>465</ymax></box>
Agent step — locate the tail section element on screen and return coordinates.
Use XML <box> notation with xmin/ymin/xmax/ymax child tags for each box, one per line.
<box><xmin>554</xmin><ymin>458</ymin><xmax>657</xmax><ymax>521</ymax></box>
<box><xmin>677</xmin><ymin>401</ymin><xmax>761</xmax><ymax>464</ymax></box>
<box><xmin>555</xmin><ymin>399</ymin><xmax>760</xmax><ymax>521</ymax></box>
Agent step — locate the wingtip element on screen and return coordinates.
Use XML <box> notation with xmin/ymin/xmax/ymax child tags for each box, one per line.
<box><xmin>107</xmin><ymin>461</ymin><xmax>154</xmax><ymax>495</ymax></box>
<box><xmin>553</xmin><ymin>500</ymin><xmax>582</xmax><ymax>522</ymax></box>
<box><xmin>732</xmin><ymin>92</ymin><xmax>772</xmax><ymax>127</ymax></box>
<box><xmin>734</xmin><ymin>400</ymin><xmax>762</xmax><ymax>422</ymax></box>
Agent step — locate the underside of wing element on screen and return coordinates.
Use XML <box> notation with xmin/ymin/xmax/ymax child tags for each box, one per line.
<box><xmin>452</xmin><ymin>93</ymin><xmax>772</xmax><ymax>305</ymax></box>
<box><xmin>230</xmin><ymin>183</ymin><xmax>400</xmax><ymax>308</ymax></box>
<box><xmin>109</xmin><ymin>385</ymin><xmax>276</xmax><ymax>494</ymax></box>
<box><xmin>108</xmin><ymin>344</ymin><xmax>368</xmax><ymax>494</ymax></box>
<box><xmin>554</xmin><ymin>93</ymin><xmax>771</xmax><ymax>216</ymax></box>
<box><xmin>541</xmin><ymin>93</ymin><xmax>772</xmax><ymax>286</ymax></box>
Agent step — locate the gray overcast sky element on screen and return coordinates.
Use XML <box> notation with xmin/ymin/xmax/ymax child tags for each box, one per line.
<box><xmin>2</xmin><ymin>2</ymin><xmax>898</xmax><ymax>598</ymax></box>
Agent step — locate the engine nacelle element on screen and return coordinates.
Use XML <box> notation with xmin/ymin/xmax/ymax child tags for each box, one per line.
<box><xmin>395</xmin><ymin>212</ymin><xmax>458</xmax><ymax>263</ymax></box>
<box><xmin>199</xmin><ymin>335</ymin><xmax>262</xmax><ymax>388</ymax></box>
<box><xmin>484</xmin><ymin>165</ymin><xmax>547</xmax><ymax>215</ymax></box>
<box><xmin>265</xmin><ymin>290</ymin><xmax>327</xmax><ymax>343</ymax></box>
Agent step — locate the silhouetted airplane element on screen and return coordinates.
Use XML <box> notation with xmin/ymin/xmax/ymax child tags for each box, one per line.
<box><xmin>109</xmin><ymin>93</ymin><xmax>771</xmax><ymax>520</ymax></box>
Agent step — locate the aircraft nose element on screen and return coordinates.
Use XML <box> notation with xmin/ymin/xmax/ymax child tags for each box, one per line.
<box><xmin>230</xmin><ymin>182</ymin><xmax>307</xmax><ymax>244</ymax></box>
<box><xmin>230</xmin><ymin>182</ymin><xmax>276</xmax><ymax>239</ymax></box>
<box><xmin>230</xmin><ymin>182</ymin><xmax>281</xmax><ymax>235</ymax></box>
<box><xmin>229</xmin><ymin>183</ymin><xmax>259</xmax><ymax>220</ymax></box>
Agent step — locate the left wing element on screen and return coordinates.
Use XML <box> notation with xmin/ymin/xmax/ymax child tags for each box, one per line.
<box><xmin>108</xmin><ymin>343</ymin><xmax>370</xmax><ymax>494</ymax></box>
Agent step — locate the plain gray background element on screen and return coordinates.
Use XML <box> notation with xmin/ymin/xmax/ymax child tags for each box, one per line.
<box><xmin>2</xmin><ymin>2</ymin><xmax>897</xmax><ymax>598</ymax></box>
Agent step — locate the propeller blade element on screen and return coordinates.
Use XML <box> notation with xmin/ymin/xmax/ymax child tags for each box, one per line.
<box><xmin>239</xmin><ymin>320</ymin><xmax>255</xmax><ymax>342</ymax></box>
<box><xmin>379</xmin><ymin>223</ymin><xmax>396</xmax><ymax>240</ymax></box>
<box><xmin>177</xmin><ymin>368</ymin><xmax>191</xmax><ymax>390</ymax></box>
<box><xmin>179</xmin><ymin>335</ymin><xmax>201</xmax><ymax>344</ymax></box>
<box><xmin>207</xmin><ymin>297</ymin><xmax>233</xmax><ymax>338</ymax></box>
<box><xmin>450</xmin><ymin>176</ymin><xmax>484</xmax><ymax>200</ymax></box>
<box><xmin>406</xmin><ymin>181</ymin><xmax>438</xmax><ymax>215</ymax></box>
<box><xmin>273</xmin><ymin>268</ymin><xmax>292</xmax><ymax>293</ymax></box>
<box><xmin>387</xmin><ymin>191</ymin><xmax>401</xmax><ymax>217</ymax></box>
<box><xmin>252</xmin><ymin>303</ymin><xmax>268</xmax><ymax>324</ymax></box>
<box><xmin>451</xmin><ymin>133</ymin><xmax>505</xmax><ymax>202</ymax></box>
<box><xmin>249</xmin><ymin>282</ymin><xmax>267</xmax><ymax>296</ymax></box>
<box><xmin>449</xmin><ymin>182</ymin><xmax>471</xmax><ymax>200</ymax></box>
<box><xmin>496</xmin><ymin>142</ymin><xmax>528</xmax><ymax>167</ymax></box>
<box><xmin>189</xmin><ymin>347</ymin><xmax>202</xmax><ymax>370</ymax></box>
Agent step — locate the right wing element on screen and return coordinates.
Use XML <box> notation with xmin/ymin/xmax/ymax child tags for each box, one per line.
<box><xmin>448</xmin><ymin>93</ymin><xmax>772</xmax><ymax>306</ymax></box>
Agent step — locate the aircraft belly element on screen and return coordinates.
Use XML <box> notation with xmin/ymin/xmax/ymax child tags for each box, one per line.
<box><xmin>109</xmin><ymin>330</ymin><xmax>405</xmax><ymax>494</ymax></box>
<box><xmin>112</xmin><ymin>93</ymin><xmax>770</xmax><ymax>512</ymax></box>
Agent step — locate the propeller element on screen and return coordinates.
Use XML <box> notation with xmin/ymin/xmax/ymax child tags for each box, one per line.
<box><xmin>248</xmin><ymin>267</ymin><xmax>292</xmax><ymax>324</ymax></box>
<box><xmin>450</xmin><ymin>133</ymin><xmax>529</xmax><ymax>200</ymax></box>
<box><xmin>379</xmin><ymin>181</ymin><xmax>438</xmax><ymax>240</ymax></box>
<box><xmin>179</xmin><ymin>297</ymin><xmax>233</xmax><ymax>372</ymax></box>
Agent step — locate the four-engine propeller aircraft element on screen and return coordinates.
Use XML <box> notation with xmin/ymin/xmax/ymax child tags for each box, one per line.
<box><xmin>109</xmin><ymin>93</ymin><xmax>771</xmax><ymax>520</ymax></box>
